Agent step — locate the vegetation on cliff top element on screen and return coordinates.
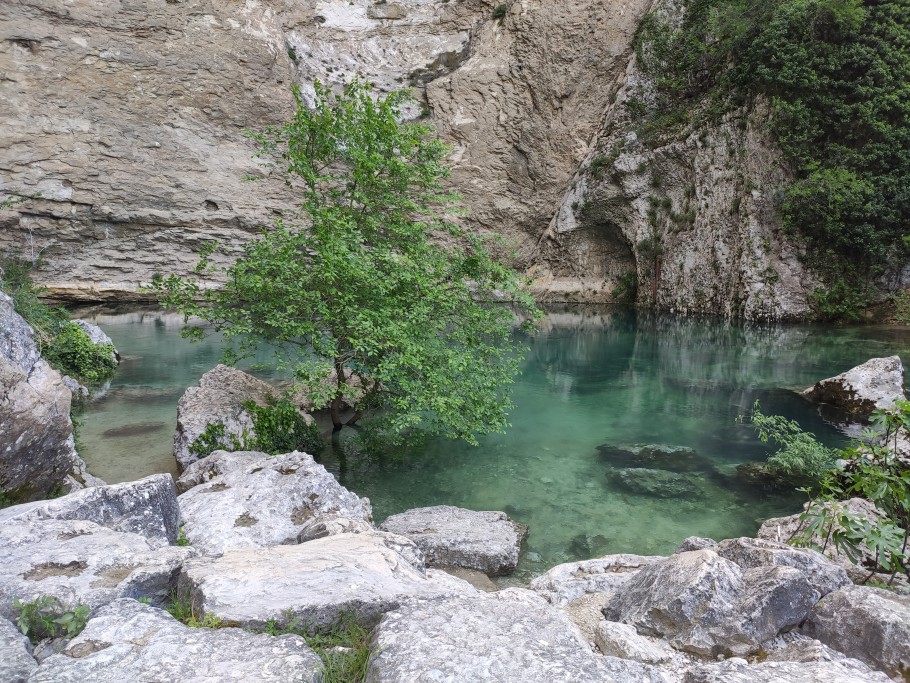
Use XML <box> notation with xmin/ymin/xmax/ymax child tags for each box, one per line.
<box><xmin>634</xmin><ymin>0</ymin><xmax>910</xmax><ymax>318</ymax></box>
<box><xmin>154</xmin><ymin>80</ymin><xmax>539</xmax><ymax>449</ymax></box>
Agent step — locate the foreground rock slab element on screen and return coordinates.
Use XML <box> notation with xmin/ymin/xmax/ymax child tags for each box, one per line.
<box><xmin>801</xmin><ymin>355</ymin><xmax>905</xmax><ymax>420</ymax></box>
<box><xmin>0</xmin><ymin>519</ymin><xmax>194</xmax><ymax>619</ymax></box>
<box><xmin>0</xmin><ymin>474</ymin><xmax>179</xmax><ymax>547</ymax></box>
<box><xmin>179</xmin><ymin>531</ymin><xmax>473</xmax><ymax>630</ymax></box>
<box><xmin>683</xmin><ymin>657</ymin><xmax>891</xmax><ymax>683</ymax></box>
<box><xmin>802</xmin><ymin>585</ymin><xmax>910</xmax><ymax>680</ymax></box>
<box><xmin>529</xmin><ymin>554</ymin><xmax>663</xmax><ymax>605</ymax></box>
<box><xmin>30</xmin><ymin>599</ymin><xmax>322</xmax><ymax>683</ymax></box>
<box><xmin>177</xmin><ymin>450</ymin><xmax>372</xmax><ymax>555</ymax></box>
<box><xmin>173</xmin><ymin>364</ymin><xmax>277</xmax><ymax>471</ymax></box>
<box><xmin>0</xmin><ymin>616</ymin><xmax>36</xmax><ymax>683</ymax></box>
<box><xmin>379</xmin><ymin>505</ymin><xmax>527</xmax><ymax>575</ymax></box>
<box><xmin>367</xmin><ymin>588</ymin><xmax>669</xmax><ymax>683</ymax></box>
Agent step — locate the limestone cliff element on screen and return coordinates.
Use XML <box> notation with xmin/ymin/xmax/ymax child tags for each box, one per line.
<box><xmin>0</xmin><ymin>0</ymin><xmax>818</xmax><ymax>320</ymax></box>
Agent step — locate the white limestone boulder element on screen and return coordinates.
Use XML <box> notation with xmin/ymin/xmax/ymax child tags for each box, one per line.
<box><xmin>379</xmin><ymin>505</ymin><xmax>528</xmax><ymax>575</ymax></box>
<box><xmin>0</xmin><ymin>616</ymin><xmax>36</xmax><ymax>683</ymax></box>
<box><xmin>29</xmin><ymin>598</ymin><xmax>323</xmax><ymax>682</ymax></box>
<box><xmin>801</xmin><ymin>356</ymin><xmax>905</xmax><ymax>420</ymax></box>
<box><xmin>683</xmin><ymin>657</ymin><xmax>891</xmax><ymax>682</ymax></box>
<box><xmin>177</xmin><ymin>450</ymin><xmax>372</xmax><ymax>555</ymax></box>
<box><xmin>529</xmin><ymin>553</ymin><xmax>663</xmax><ymax>605</ymax></box>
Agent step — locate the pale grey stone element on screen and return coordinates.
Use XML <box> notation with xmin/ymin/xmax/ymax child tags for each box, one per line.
<box><xmin>683</xmin><ymin>657</ymin><xmax>891</xmax><ymax>682</ymax></box>
<box><xmin>29</xmin><ymin>598</ymin><xmax>322</xmax><ymax>682</ymax></box>
<box><xmin>0</xmin><ymin>292</ymin><xmax>97</xmax><ymax>502</ymax></box>
<box><xmin>178</xmin><ymin>531</ymin><xmax>473</xmax><ymax>630</ymax></box>
<box><xmin>379</xmin><ymin>505</ymin><xmax>527</xmax><ymax>575</ymax></box>
<box><xmin>714</xmin><ymin>536</ymin><xmax>849</xmax><ymax>597</ymax></box>
<box><xmin>0</xmin><ymin>518</ymin><xmax>195</xmax><ymax>620</ymax></box>
<box><xmin>594</xmin><ymin>620</ymin><xmax>675</xmax><ymax>664</ymax></box>
<box><xmin>367</xmin><ymin>588</ymin><xmax>670</xmax><ymax>683</ymax></box>
<box><xmin>529</xmin><ymin>553</ymin><xmax>663</xmax><ymax>605</ymax></box>
<box><xmin>0</xmin><ymin>616</ymin><xmax>36</xmax><ymax>683</ymax></box>
<box><xmin>675</xmin><ymin>537</ymin><xmax>717</xmax><ymax>553</ymax></box>
<box><xmin>177</xmin><ymin>450</ymin><xmax>372</xmax><ymax>555</ymax></box>
<box><xmin>173</xmin><ymin>365</ymin><xmax>281</xmax><ymax>471</ymax></box>
<box><xmin>0</xmin><ymin>474</ymin><xmax>179</xmax><ymax>547</ymax></box>
<box><xmin>604</xmin><ymin>550</ymin><xmax>820</xmax><ymax>656</ymax></box>
<box><xmin>802</xmin><ymin>356</ymin><xmax>905</xmax><ymax>420</ymax></box>
<box><xmin>802</xmin><ymin>585</ymin><xmax>910</xmax><ymax>680</ymax></box>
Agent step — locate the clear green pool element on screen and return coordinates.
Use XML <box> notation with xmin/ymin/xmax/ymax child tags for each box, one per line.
<box><xmin>74</xmin><ymin>305</ymin><xmax>910</xmax><ymax>580</ymax></box>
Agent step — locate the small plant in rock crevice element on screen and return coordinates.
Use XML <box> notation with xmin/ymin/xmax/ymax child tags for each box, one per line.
<box><xmin>165</xmin><ymin>590</ymin><xmax>226</xmax><ymax>629</ymax></box>
<box><xmin>13</xmin><ymin>596</ymin><xmax>90</xmax><ymax>643</ymax></box>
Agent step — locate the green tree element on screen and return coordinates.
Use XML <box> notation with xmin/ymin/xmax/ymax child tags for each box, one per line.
<box><xmin>154</xmin><ymin>80</ymin><xmax>538</xmax><ymax>446</ymax></box>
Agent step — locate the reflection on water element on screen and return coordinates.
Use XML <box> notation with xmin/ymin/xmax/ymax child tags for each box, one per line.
<box><xmin>74</xmin><ymin>305</ymin><xmax>910</xmax><ymax>579</ymax></box>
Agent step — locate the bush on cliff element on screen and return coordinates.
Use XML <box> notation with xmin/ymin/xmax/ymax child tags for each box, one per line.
<box><xmin>153</xmin><ymin>79</ymin><xmax>539</xmax><ymax>447</ymax></box>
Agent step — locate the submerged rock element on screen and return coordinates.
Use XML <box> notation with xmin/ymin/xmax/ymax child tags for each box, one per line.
<box><xmin>802</xmin><ymin>585</ymin><xmax>910</xmax><ymax>680</ymax></box>
<box><xmin>0</xmin><ymin>518</ymin><xmax>194</xmax><ymax>620</ymax></box>
<box><xmin>379</xmin><ymin>505</ymin><xmax>528</xmax><ymax>576</ymax></box>
<box><xmin>0</xmin><ymin>474</ymin><xmax>180</xmax><ymax>547</ymax></box>
<box><xmin>177</xmin><ymin>450</ymin><xmax>372</xmax><ymax>555</ymax></box>
<box><xmin>367</xmin><ymin>588</ymin><xmax>670</xmax><ymax>683</ymax></box>
<box><xmin>0</xmin><ymin>292</ymin><xmax>99</xmax><ymax>502</ymax></box>
<box><xmin>801</xmin><ymin>356</ymin><xmax>905</xmax><ymax>421</ymax></box>
<box><xmin>29</xmin><ymin>599</ymin><xmax>322</xmax><ymax>683</ymax></box>
<box><xmin>0</xmin><ymin>616</ymin><xmax>36</xmax><ymax>683</ymax></box>
<box><xmin>611</xmin><ymin>468</ymin><xmax>708</xmax><ymax>500</ymax></box>
<box><xmin>178</xmin><ymin>531</ymin><xmax>473</xmax><ymax>630</ymax></box>
<box><xmin>529</xmin><ymin>554</ymin><xmax>663</xmax><ymax>605</ymax></box>
<box><xmin>683</xmin><ymin>657</ymin><xmax>891</xmax><ymax>683</ymax></box>
<box><xmin>597</xmin><ymin>443</ymin><xmax>711</xmax><ymax>473</ymax></box>
<box><xmin>173</xmin><ymin>364</ymin><xmax>276</xmax><ymax>471</ymax></box>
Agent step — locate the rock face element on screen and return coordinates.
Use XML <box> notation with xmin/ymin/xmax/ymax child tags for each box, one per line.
<box><xmin>594</xmin><ymin>620</ymin><xmax>675</xmax><ymax>665</ymax></box>
<box><xmin>801</xmin><ymin>356</ymin><xmax>906</xmax><ymax>420</ymax></box>
<box><xmin>173</xmin><ymin>364</ymin><xmax>277</xmax><ymax>471</ymax></box>
<box><xmin>30</xmin><ymin>599</ymin><xmax>323</xmax><ymax>683</ymax></box>
<box><xmin>529</xmin><ymin>554</ymin><xmax>663</xmax><ymax>606</ymax></box>
<box><xmin>367</xmin><ymin>588</ymin><xmax>669</xmax><ymax>683</ymax></box>
<box><xmin>0</xmin><ymin>474</ymin><xmax>180</xmax><ymax>547</ymax></box>
<box><xmin>802</xmin><ymin>585</ymin><xmax>910</xmax><ymax>680</ymax></box>
<box><xmin>683</xmin><ymin>658</ymin><xmax>891</xmax><ymax>683</ymax></box>
<box><xmin>178</xmin><ymin>531</ymin><xmax>473</xmax><ymax>630</ymax></box>
<box><xmin>0</xmin><ymin>616</ymin><xmax>36</xmax><ymax>683</ymax></box>
<box><xmin>379</xmin><ymin>505</ymin><xmax>527</xmax><ymax>576</ymax></box>
<box><xmin>0</xmin><ymin>292</ymin><xmax>97</xmax><ymax>502</ymax></box>
<box><xmin>603</xmin><ymin>548</ymin><xmax>824</xmax><ymax>656</ymax></box>
<box><xmin>177</xmin><ymin>450</ymin><xmax>372</xmax><ymax>555</ymax></box>
<box><xmin>0</xmin><ymin>518</ymin><xmax>194</xmax><ymax>620</ymax></box>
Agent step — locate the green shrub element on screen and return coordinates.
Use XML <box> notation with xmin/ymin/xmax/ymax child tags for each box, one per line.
<box><xmin>165</xmin><ymin>590</ymin><xmax>225</xmax><ymax>629</ymax></box>
<box><xmin>243</xmin><ymin>396</ymin><xmax>325</xmax><ymax>456</ymax></box>
<box><xmin>13</xmin><ymin>596</ymin><xmax>90</xmax><ymax>643</ymax></box>
<box><xmin>612</xmin><ymin>271</ymin><xmax>638</xmax><ymax>305</ymax></box>
<box><xmin>491</xmin><ymin>3</ymin><xmax>508</xmax><ymax>22</ymax></box>
<box><xmin>188</xmin><ymin>421</ymin><xmax>244</xmax><ymax>458</ymax></box>
<box><xmin>45</xmin><ymin>322</ymin><xmax>117</xmax><ymax>383</ymax></box>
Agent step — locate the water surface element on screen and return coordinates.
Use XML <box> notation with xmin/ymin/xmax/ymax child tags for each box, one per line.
<box><xmin>73</xmin><ymin>305</ymin><xmax>910</xmax><ymax>580</ymax></box>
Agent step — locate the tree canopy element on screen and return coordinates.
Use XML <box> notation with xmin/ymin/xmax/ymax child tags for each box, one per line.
<box><xmin>153</xmin><ymin>80</ymin><xmax>538</xmax><ymax>447</ymax></box>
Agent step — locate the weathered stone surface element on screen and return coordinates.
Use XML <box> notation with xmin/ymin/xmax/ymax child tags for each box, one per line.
<box><xmin>0</xmin><ymin>292</ymin><xmax>98</xmax><ymax>502</ymax></box>
<box><xmin>30</xmin><ymin>598</ymin><xmax>323</xmax><ymax>683</ymax></box>
<box><xmin>802</xmin><ymin>585</ymin><xmax>910</xmax><ymax>680</ymax></box>
<box><xmin>173</xmin><ymin>364</ymin><xmax>278</xmax><ymax>471</ymax></box>
<box><xmin>675</xmin><ymin>537</ymin><xmax>717</xmax><ymax>553</ymax></box>
<box><xmin>0</xmin><ymin>474</ymin><xmax>179</xmax><ymax>547</ymax></box>
<box><xmin>529</xmin><ymin>553</ymin><xmax>663</xmax><ymax>605</ymax></box>
<box><xmin>178</xmin><ymin>531</ymin><xmax>472</xmax><ymax>630</ymax></box>
<box><xmin>802</xmin><ymin>356</ymin><xmax>906</xmax><ymax>420</ymax></box>
<box><xmin>597</xmin><ymin>444</ymin><xmax>711</xmax><ymax>473</ymax></box>
<box><xmin>594</xmin><ymin>620</ymin><xmax>675</xmax><ymax>664</ymax></box>
<box><xmin>72</xmin><ymin>320</ymin><xmax>119</xmax><ymax>362</ymax></box>
<box><xmin>379</xmin><ymin>505</ymin><xmax>527</xmax><ymax>576</ymax></box>
<box><xmin>177</xmin><ymin>450</ymin><xmax>372</xmax><ymax>555</ymax></box>
<box><xmin>367</xmin><ymin>588</ymin><xmax>670</xmax><ymax>683</ymax></box>
<box><xmin>0</xmin><ymin>616</ymin><xmax>36</xmax><ymax>683</ymax></box>
<box><xmin>683</xmin><ymin>657</ymin><xmax>891</xmax><ymax>683</ymax></box>
<box><xmin>714</xmin><ymin>537</ymin><xmax>850</xmax><ymax>597</ymax></box>
<box><xmin>0</xmin><ymin>518</ymin><xmax>194</xmax><ymax>620</ymax></box>
<box><xmin>603</xmin><ymin>549</ymin><xmax>819</xmax><ymax>656</ymax></box>
<box><xmin>757</xmin><ymin>498</ymin><xmax>893</xmax><ymax>583</ymax></box>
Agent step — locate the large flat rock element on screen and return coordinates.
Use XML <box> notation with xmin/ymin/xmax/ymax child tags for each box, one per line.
<box><xmin>178</xmin><ymin>531</ymin><xmax>474</xmax><ymax>630</ymax></box>
<box><xmin>0</xmin><ymin>474</ymin><xmax>179</xmax><ymax>547</ymax></box>
<box><xmin>177</xmin><ymin>450</ymin><xmax>372</xmax><ymax>555</ymax></box>
<box><xmin>529</xmin><ymin>553</ymin><xmax>663</xmax><ymax>605</ymax></box>
<box><xmin>0</xmin><ymin>518</ymin><xmax>194</xmax><ymax>620</ymax></box>
<box><xmin>379</xmin><ymin>505</ymin><xmax>527</xmax><ymax>576</ymax></box>
<box><xmin>0</xmin><ymin>616</ymin><xmax>36</xmax><ymax>683</ymax></box>
<box><xmin>801</xmin><ymin>356</ymin><xmax>905</xmax><ymax>420</ymax></box>
<box><xmin>366</xmin><ymin>588</ymin><xmax>669</xmax><ymax>683</ymax></box>
<box><xmin>29</xmin><ymin>598</ymin><xmax>323</xmax><ymax>682</ymax></box>
<box><xmin>683</xmin><ymin>657</ymin><xmax>891</xmax><ymax>683</ymax></box>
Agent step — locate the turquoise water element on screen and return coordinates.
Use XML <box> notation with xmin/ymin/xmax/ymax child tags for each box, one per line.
<box><xmin>73</xmin><ymin>305</ymin><xmax>910</xmax><ymax>579</ymax></box>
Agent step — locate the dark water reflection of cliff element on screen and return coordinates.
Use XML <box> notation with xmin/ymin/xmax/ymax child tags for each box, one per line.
<box><xmin>75</xmin><ymin>305</ymin><xmax>910</xmax><ymax>580</ymax></box>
